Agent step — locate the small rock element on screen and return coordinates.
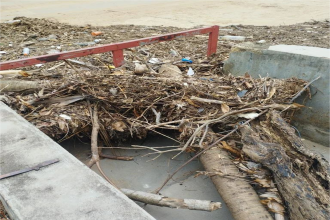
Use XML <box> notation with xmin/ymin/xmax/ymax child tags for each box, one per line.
<box><xmin>134</xmin><ymin>63</ymin><xmax>148</xmax><ymax>75</ymax></box>
<box><xmin>159</xmin><ymin>64</ymin><xmax>182</xmax><ymax>79</ymax></box>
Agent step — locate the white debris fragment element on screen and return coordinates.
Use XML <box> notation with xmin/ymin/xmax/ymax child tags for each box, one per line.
<box><xmin>237</xmin><ymin>112</ymin><xmax>260</xmax><ymax>119</ymax></box>
<box><xmin>187</xmin><ymin>67</ymin><xmax>194</xmax><ymax>76</ymax></box>
<box><xmin>59</xmin><ymin>114</ymin><xmax>71</xmax><ymax>120</ymax></box>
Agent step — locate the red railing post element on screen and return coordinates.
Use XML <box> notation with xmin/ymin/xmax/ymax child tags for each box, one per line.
<box><xmin>112</xmin><ymin>50</ymin><xmax>124</xmax><ymax>67</ymax></box>
<box><xmin>207</xmin><ymin>25</ymin><xmax>219</xmax><ymax>57</ymax></box>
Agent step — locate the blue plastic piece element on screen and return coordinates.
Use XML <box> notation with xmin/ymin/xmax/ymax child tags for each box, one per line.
<box><xmin>237</xmin><ymin>90</ymin><xmax>248</xmax><ymax>97</ymax></box>
<box><xmin>181</xmin><ymin>58</ymin><xmax>193</xmax><ymax>64</ymax></box>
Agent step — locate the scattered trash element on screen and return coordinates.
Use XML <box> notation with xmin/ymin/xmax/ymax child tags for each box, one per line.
<box><xmin>148</xmin><ymin>58</ymin><xmax>161</xmax><ymax>64</ymax></box>
<box><xmin>59</xmin><ymin>114</ymin><xmax>71</xmax><ymax>120</ymax></box>
<box><xmin>94</xmin><ymin>39</ymin><xmax>102</xmax><ymax>43</ymax></box>
<box><xmin>182</xmin><ymin>58</ymin><xmax>193</xmax><ymax>64</ymax></box>
<box><xmin>187</xmin><ymin>67</ymin><xmax>195</xmax><ymax>76</ymax></box>
<box><xmin>0</xmin><ymin>51</ymin><xmax>6</xmax><ymax>54</ymax></box>
<box><xmin>237</xmin><ymin>112</ymin><xmax>260</xmax><ymax>119</ymax></box>
<box><xmin>35</xmin><ymin>64</ymin><xmax>43</xmax><ymax>67</ymax></box>
<box><xmin>56</xmin><ymin>46</ymin><xmax>62</xmax><ymax>50</ymax></box>
<box><xmin>257</xmin><ymin>40</ymin><xmax>266</xmax><ymax>44</ymax></box>
<box><xmin>237</xmin><ymin>90</ymin><xmax>248</xmax><ymax>97</ymax></box>
<box><xmin>91</xmin><ymin>31</ymin><xmax>103</xmax><ymax>36</ymax></box>
<box><xmin>220</xmin><ymin>35</ymin><xmax>246</xmax><ymax>41</ymax></box>
<box><xmin>197</xmin><ymin>108</ymin><xmax>204</xmax><ymax>113</ymax></box>
<box><xmin>8</xmin><ymin>43</ymin><xmax>13</xmax><ymax>47</ymax></box>
<box><xmin>47</xmin><ymin>49</ymin><xmax>60</xmax><ymax>54</ymax></box>
<box><xmin>170</xmin><ymin>49</ymin><xmax>178</xmax><ymax>56</ymax></box>
<box><xmin>4</xmin><ymin>20</ymin><xmax>21</xmax><ymax>25</ymax></box>
<box><xmin>23</xmin><ymin>48</ymin><xmax>30</xmax><ymax>55</ymax></box>
<box><xmin>47</xmin><ymin>34</ymin><xmax>58</xmax><ymax>40</ymax></box>
<box><xmin>109</xmin><ymin>88</ymin><xmax>118</xmax><ymax>95</ymax></box>
<box><xmin>74</xmin><ymin>42</ymin><xmax>96</xmax><ymax>46</ymax></box>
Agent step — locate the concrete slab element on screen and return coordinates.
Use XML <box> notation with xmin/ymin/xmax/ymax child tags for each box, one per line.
<box><xmin>223</xmin><ymin>43</ymin><xmax>329</xmax><ymax>146</ymax></box>
<box><xmin>0</xmin><ymin>102</ymin><xmax>155</xmax><ymax>220</ymax></box>
<box><xmin>62</xmin><ymin>135</ymin><xmax>235</xmax><ymax>220</ymax></box>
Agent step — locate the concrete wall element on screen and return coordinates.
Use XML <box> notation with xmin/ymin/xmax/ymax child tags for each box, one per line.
<box><xmin>0</xmin><ymin>102</ymin><xmax>155</xmax><ymax>220</ymax></box>
<box><xmin>224</xmin><ymin>44</ymin><xmax>329</xmax><ymax>146</ymax></box>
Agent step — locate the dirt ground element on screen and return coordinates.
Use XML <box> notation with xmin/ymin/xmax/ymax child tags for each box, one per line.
<box><xmin>1</xmin><ymin>0</ymin><xmax>329</xmax><ymax>27</ymax></box>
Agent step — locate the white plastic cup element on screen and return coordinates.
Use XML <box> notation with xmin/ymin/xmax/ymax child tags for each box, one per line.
<box><xmin>23</xmin><ymin>48</ymin><xmax>30</xmax><ymax>55</ymax></box>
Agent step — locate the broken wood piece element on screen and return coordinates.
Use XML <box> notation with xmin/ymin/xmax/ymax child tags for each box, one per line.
<box><xmin>100</xmin><ymin>153</ymin><xmax>133</xmax><ymax>161</ymax></box>
<box><xmin>66</xmin><ymin>59</ymin><xmax>98</xmax><ymax>69</ymax></box>
<box><xmin>0</xmin><ymin>159</ymin><xmax>59</xmax><ymax>180</ymax></box>
<box><xmin>190</xmin><ymin>96</ymin><xmax>224</xmax><ymax>104</ymax></box>
<box><xmin>200</xmin><ymin>146</ymin><xmax>272</xmax><ymax>220</ymax></box>
<box><xmin>121</xmin><ymin>188</ymin><xmax>221</xmax><ymax>212</ymax></box>
<box><xmin>35</xmin><ymin>95</ymin><xmax>85</xmax><ymax>106</ymax></box>
<box><xmin>240</xmin><ymin>110</ymin><xmax>330</xmax><ymax>220</ymax></box>
<box><xmin>0</xmin><ymin>70</ymin><xmax>30</xmax><ymax>77</ymax></box>
<box><xmin>87</xmin><ymin>106</ymin><xmax>118</xmax><ymax>189</ymax></box>
<box><xmin>0</xmin><ymin>80</ymin><xmax>42</xmax><ymax>92</ymax></box>
<box><xmin>290</xmin><ymin>75</ymin><xmax>321</xmax><ymax>103</ymax></box>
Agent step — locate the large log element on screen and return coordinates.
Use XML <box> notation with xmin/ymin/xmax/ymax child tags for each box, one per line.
<box><xmin>200</xmin><ymin>146</ymin><xmax>273</xmax><ymax>220</ymax></box>
<box><xmin>240</xmin><ymin>110</ymin><xmax>330</xmax><ymax>220</ymax></box>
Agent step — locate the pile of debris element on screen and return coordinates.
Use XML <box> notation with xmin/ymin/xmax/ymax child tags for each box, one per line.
<box><xmin>0</xmin><ymin>18</ymin><xmax>329</xmax><ymax>220</ymax></box>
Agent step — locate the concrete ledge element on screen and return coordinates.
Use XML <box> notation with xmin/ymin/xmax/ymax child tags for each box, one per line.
<box><xmin>0</xmin><ymin>102</ymin><xmax>154</xmax><ymax>220</ymax></box>
<box><xmin>224</xmin><ymin>44</ymin><xmax>329</xmax><ymax>145</ymax></box>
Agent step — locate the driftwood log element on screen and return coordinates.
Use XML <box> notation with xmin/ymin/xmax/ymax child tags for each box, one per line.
<box><xmin>121</xmin><ymin>188</ymin><xmax>221</xmax><ymax>212</ymax></box>
<box><xmin>240</xmin><ymin>110</ymin><xmax>330</xmax><ymax>220</ymax></box>
<box><xmin>200</xmin><ymin>146</ymin><xmax>273</xmax><ymax>219</ymax></box>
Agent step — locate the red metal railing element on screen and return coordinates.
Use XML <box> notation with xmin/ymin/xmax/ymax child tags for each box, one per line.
<box><xmin>0</xmin><ymin>25</ymin><xmax>219</xmax><ymax>70</ymax></box>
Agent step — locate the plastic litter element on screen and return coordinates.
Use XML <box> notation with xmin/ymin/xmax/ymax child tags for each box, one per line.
<box><xmin>170</xmin><ymin>49</ymin><xmax>178</xmax><ymax>56</ymax></box>
<box><xmin>237</xmin><ymin>90</ymin><xmax>248</xmax><ymax>97</ymax></box>
<box><xmin>47</xmin><ymin>34</ymin><xmax>58</xmax><ymax>40</ymax></box>
<box><xmin>59</xmin><ymin>114</ymin><xmax>71</xmax><ymax>120</ymax></box>
<box><xmin>237</xmin><ymin>112</ymin><xmax>259</xmax><ymax>119</ymax></box>
<box><xmin>74</xmin><ymin>42</ymin><xmax>96</xmax><ymax>46</ymax></box>
<box><xmin>47</xmin><ymin>49</ymin><xmax>60</xmax><ymax>54</ymax></box>
<box><xmin>182</xmin><ymin>58</ymin><xmax>193</xmax><ymax>64</ymax></box>
<box><xmin>91</xmin><ymin>31</ymin><xmax>103</xmax><ymax>36</ymax></box>
<box><xmin>23</xmin><ymin>48</ymin><xmax>30</xmax><ymax>56</ymax></box>
<box><xmin>257</xmin><ymin>40</ymin><xmax>266</xmax><ymax>44</ymax></box>
<box><xmin>148</xmin><ymin>58</ymin><xmax>161</xmax><ymax>64</ymax></box>
<box><xmin>35</xmin><ymin>64</ymin><xmax>44</xmax><ymax>67</ymax></box>
<box><xmin>220</xmin><ymin>35</ymin><xmax>246</xmax><ymax>41</ymax></box>
<box><xmin>0</xmin><ymin>51</ymin><xmax>6</xmax><ymax>54</ymax></box>
<box><xmin>4</xmin><ymin>20</ymin><xmax>21</xmax><ymax>25</ymax></box>
<box><xmin>8</xmin><ymin>43</ymin><xmax>13</xmax><ymax>47</ymax></box>
<box><xmin>187</xmin><ymin>67</ymin><xmax>195</xmax><ymax>76</ymax></box>
<box><xmin>94</xmin><ymin>39</ymin><xmax>102</xmax><ymax>43</ymax></box>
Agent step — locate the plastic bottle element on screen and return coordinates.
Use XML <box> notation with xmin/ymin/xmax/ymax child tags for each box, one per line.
<box><xmin>23</xmin><ymin>48</ymin><xmax>30</xmax><ymax>56</ymax></box>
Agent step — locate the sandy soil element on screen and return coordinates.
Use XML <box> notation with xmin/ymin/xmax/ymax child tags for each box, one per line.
<box><xmin>1</xmin><ymin>0</ymin><xmax>329</xmax><ymax>27</ymax></box>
